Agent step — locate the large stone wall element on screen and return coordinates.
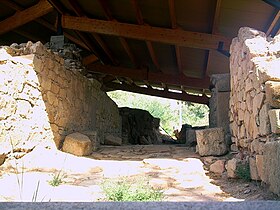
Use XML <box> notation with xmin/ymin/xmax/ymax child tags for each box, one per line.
<box><xmin>229</xmin><ymin>27</ymin><xmax>280</xmax><ymax>195</ymax></box>
<box><xmin>0</xmin><ymin>42</ymin><xmax>121</xmax><ymax>157</ymax></box>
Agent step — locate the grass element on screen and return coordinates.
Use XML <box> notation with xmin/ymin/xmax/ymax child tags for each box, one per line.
<box><xmin>236</xmin><ymin>162</ymin><xmax>251</xmax><ymax>181</ymax></box>
<box><xmin>101</xmin><ymin>176</ymin><xmax>164</xmax><ymax>201</ymax></box>
<box><xmin>48</xmin><ymin>171</ymin><xmax>65</xmax><ymax>187</ymax></box>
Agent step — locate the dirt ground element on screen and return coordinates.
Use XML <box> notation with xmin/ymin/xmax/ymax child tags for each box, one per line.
<box><xmin>0</xmin><ymin>144</ymin><xmax>279</xmax><ymax>202</ymax></box>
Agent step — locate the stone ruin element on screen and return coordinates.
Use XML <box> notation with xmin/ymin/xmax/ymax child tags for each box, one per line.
<box><xmin>0</xmin><ymin>41</ymin><xmax>122</xmax><ymax>161</ymax></box>
<box><xmin>1</xmin><ymin>26</ymin><xmax>280</xmax><ymax>197</ymax></box>
<box><xmin>229</xmin><ymin>27</ymin><xmax>280</xmax><ymax>195</ymax></box>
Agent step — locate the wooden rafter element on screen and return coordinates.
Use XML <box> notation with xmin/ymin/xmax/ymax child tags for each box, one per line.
<box><xmin>105</xmin><ymin>82</ymin><xmax>209</xmax><ymax>104</ymax></box>
<box><xmin>0</xmin><ymin>0</ymin><xmax>53</xmax><ymax>35</ymax></box>
<box><xmin>61</xmin><ymin>15</ymin><xmax>231</xmax><ymax>50</ymax></box>
<box><xmin>266</xmin><ymin>10</ymin><xmax>280</xmax><ymax>36</ymax></box>
<box><xmin>98</xmin><ymin>0</ymin><xmax>137</xmax><ymax>67</ymax></box>
<box><xmin>1</xmin><ymin>0</ymin><xmax>90</xmax><ymax>51</ymax></box>
<box><xmin>131</xmin><ymin>0</ymin><xmax>161</xmax><ymax>70</ymax></box>
<box><xmin>67</xmin><ymin>0</ymin><xmax>117</xmax><ymax>65</ymax></box>
<box><xmin>88</xmin><ymin>64</ymin><xmax>210</xmax><ymax>89</ymax></box>
<box><xmin>205</xmin><ymin>0</ymin><xmax>222</xmax><ymax>77</ymax></box>
<box><xmin>48</xmin><ymin>0</ymin><xmax>103</xmax><ymax>63</ymax></box>
<box><xmin>82</xmin><ymin>54</ymin><xmax>99</xmax><ymax>66</ymax></box>
<box><xmin>168</xmin><ymin>0</ymin><xmax>182</xmax><ymax>73</ymax></box>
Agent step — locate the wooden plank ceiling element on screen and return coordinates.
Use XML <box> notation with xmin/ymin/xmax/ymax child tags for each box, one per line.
<box><xmin>0</xmin><ymin>0</ymin><xmax>279</xmax><ymax>104</ymax></box>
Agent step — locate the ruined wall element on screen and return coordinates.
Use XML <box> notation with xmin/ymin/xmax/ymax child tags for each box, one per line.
<box><xmin>229</xmin><ymin>27</ymin><xmax>280</xmax><ymax>195</ymax></box>
<box><xmin>0</xmin><ymin>42</ymin><xmax>121</xmax><ymax>157</ymax></box>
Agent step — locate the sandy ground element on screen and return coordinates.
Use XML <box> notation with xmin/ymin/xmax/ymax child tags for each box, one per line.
<box><xmin>0</xmin><ymin>145</ymin><xmax>278</xmax><ymax>202</ymax></box>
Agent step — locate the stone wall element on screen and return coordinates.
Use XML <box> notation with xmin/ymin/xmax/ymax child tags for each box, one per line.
<box><xmin>229</xmin><ymin>27</ymin><xmax>280</xmax><ymax>195</ymax></box>
<box><xmin>0</xmin><ymin>42</ymin><xmax>121</xmax><ymax>158</ymax></box>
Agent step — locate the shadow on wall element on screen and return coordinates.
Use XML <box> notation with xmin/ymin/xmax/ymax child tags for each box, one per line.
<box><xmin>0</xmin><ymin>41</ymin><xmax>121</xmax><ymax>160</ymax></box>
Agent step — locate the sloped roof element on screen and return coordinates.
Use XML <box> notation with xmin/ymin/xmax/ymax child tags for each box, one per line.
<box><xmin>0</xmin><ymin>0</ymin><xmax>279</xmax><ymax>104</ymax></box>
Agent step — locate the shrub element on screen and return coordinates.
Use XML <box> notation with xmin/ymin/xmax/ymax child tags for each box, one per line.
<box><xmin>236</xmin><ymin>162</ymin><xmax>251</xmax><ymax>181</ymax></box>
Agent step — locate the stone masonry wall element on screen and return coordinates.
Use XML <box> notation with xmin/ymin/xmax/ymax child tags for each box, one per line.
<box><xmin>229</xmin><ymin>27</ymin><xmax>280</xmax><ymax>195</ymax></box>
<box><xmin>0</xmin><ymin>42</ymin><xmax>121</xmax><ymax>157</ymax></box>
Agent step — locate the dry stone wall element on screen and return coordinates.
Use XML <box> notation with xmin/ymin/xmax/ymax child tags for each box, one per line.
<box><xmin>0</xmin><ymin>41</ymin><xmax>121</xmax><ymax>158</ymax></box>
<box><xmin>230</xmin><ymin>27</ymin><xmax>280</xmax><ymax>195</ymax></box>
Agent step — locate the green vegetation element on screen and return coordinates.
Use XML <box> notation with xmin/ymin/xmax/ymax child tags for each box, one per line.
<box><xmin>48</xmin><ymin>171</ymin><xmax>64</xmax><ymax>187</ymax></box>
<box><xmin>101</xmin><ymin>176</ymin><xmax>164</xmax><ymax>201</ymax></box>
<box><xmin>108</xmin><ymin>90</ymin><xmax>209</xmax><ymax>134</ymax></box>
<box><xmin>236</xmin><ymin>162</ymin><xmax>251</xmax><ymax>181</ymax></box>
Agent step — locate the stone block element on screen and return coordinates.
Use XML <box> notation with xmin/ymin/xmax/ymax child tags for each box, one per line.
<box><xmin>263</xmin><ymin>141</ymin><xmax>280</xmax><ymax>196</ymax></box>
<box><xmin>249</xmin><ymin>157</ymin><xmax>260</xmax><ymax>181</ymax></box>
<box><xmin>185</xmin><ymin>129</ymin><xmax>197</xmax><ymax>146</ymax></box>
<box><xmin>226</xmin><ymin>158</ymin><xmax>238</xmax><ymax>178</ymax></box>
<box><xmin>268</xmin><ymin>109</ymin><xmax>280</xmax><ymax>134</ymax></box>
<box><xmin>216</xmin><ymin>92</ymin><xmax>230</xmax><ymax>134</ymax></box>
<box><xmin>196</xmin><ymin>128</ymin><xmax>228</xmax><ymax>156</ymax></box>
<box><xmin>256</xmin><ymin>155</ymin><xmax>264</xmax><ymax>181</ymax></box>
<box><xmin>265</xmin><ymin>81</ymin><xmax>280</xmax><ymax>108</ymax></box>
<box><xmin>104</xmin><ymin>135</ymin><xmax>122</xmax><ymax>146</ymax></box>
<box><xmin>209</xmin><ymin>160</ymin><xmax>225</xmax><ymax>175</ymax></box>
<box><xmin>81</xmin><ymin>130</ymin><xmax>99</xmax><ymax>151</ymax></box>
<box><xmin>259</xmin><ymin>104</ymin><xmax>271</xmax><ymax>136</ymax></box>
<box><xmin>62</xmin><ymin>132</ymin><xmax>92</xmax><ymax>156</ymax></box>
<box><xmin>211</xmin><ymin>74</ymin><xmax>230</xmax><ymax>92</ymax></box>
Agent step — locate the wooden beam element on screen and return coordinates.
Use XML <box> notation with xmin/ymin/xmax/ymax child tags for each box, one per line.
<box><xmin>105</xmin><ymin>82</ymin><xmax>209</xmax><ymax>104</ymax></box>
<box><xmin>0</xmin><ymin>0</ymin><xmax>53</xmax><ymax>35</ymax></box>
<box><xmin>47</xmin><ymin>0</ymin><xmax>66</xmax><ymax>14</ymax></box>
<box><xmin>1</xmin><ymin>0</ymin><xmax>90</xmax><ymax>51</ymax></box>
<box><xmin>88</xmin><ymin>64</ymin><xmax>210</xmax><ymax>89</ymax></box>
<box><xmin>266</xmin><ymin>10</ymin><xmax>280</xmax><ymax>36</ymax></box>
<box><xmin>82</xmin><ymin>54</ymin><xmax>99</xmax><ymax>66</ymax></box>
<box><xmin>67</xmin><ymin>0</ymin><xmax>117</xmax><ymax>65</ymax></box>
<box><xmin>14</xmin><ymin>29</ymin><xmax>42</xmax><ymax>42</ymax></box>
<box><xmin>62</xmin><ymin>15</ymin><xmax>230</xmax><ymax>50</ymax></box>
<box><xmin>98</xmin><ymin>0</ymin><xmax>137</xmax><ymax>67</ymax></box>
<box><xmin>131</xmin><ymin>0</ymin><xmax>161</xmax><ymax>70</ymax></box>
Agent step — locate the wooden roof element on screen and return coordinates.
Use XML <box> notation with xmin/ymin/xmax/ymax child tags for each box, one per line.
<box><xmin>0</xmin><ymin>0</ymin><xmax>279</xmax><ymax>104</ymax></box>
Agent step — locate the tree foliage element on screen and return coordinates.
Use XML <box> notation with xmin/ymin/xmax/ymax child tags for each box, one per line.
<box><xmin>108</xmin><ymin>90</ymin><xmax>209</xmax><ymax>134</ymax></box>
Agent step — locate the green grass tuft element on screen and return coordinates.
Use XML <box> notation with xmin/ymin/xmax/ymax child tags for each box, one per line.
<box><xmin>101</xmin><ymin>176</ymin><xmax>164</xmax><ymax>201</ymax></box>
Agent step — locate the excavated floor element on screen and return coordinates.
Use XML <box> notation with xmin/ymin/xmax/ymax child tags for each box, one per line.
<box><xmin>0</xmin><ymin>145</ymin><xmax>263</xmax><ymax>202</ymax></box>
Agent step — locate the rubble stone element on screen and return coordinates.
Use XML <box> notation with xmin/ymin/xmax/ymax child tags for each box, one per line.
<box><xmin>209</xmin><ymin>160</ymin><xmax>225</xmax><ymax>175</ymax></box>
<box><xmin>226</xmin><ymin>158</ymin><xmax>239</xmax><ymax>178</ymax></box>
<box><xmin>196</xmin><ymin>128</ymin><xmax>228</xmax><ymax>156</ymax></box>
<box><xmin>62</xmin><ymin>132</ymin><xmax>92</xmax><ymax>156</ymax></box>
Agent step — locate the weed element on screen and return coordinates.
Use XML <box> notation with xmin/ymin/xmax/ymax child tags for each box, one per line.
<box><xmin>48</xmin><ymin>171</ymin><xmax>65</xmax><ymax>187</ymax></box>
<box><xmin>236</xmin><ymin>162</ymin><xmax>251</xmax><ymax>181</ymax></box>
<box><xmin>101</xmin><ymin>176</ymin><xmax>164</xmax><ymax>201</ymax></box>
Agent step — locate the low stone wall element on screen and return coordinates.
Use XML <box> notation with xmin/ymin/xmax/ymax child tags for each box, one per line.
<box><xmin>229</xmin><ymin>27</ymin><xmax>280</xmax><ymax>195</ymax></box>
<box><xmin>0</xmin><ymin>42</ymin><xmax>121</xmax><ymax>158</ymax></box>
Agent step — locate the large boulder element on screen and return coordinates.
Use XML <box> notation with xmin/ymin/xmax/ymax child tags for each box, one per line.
<box><xmin>196</xmin><ymin>128</ymin><xmax>228</xmax><ymax>156</ymax></box>
<box><xmin>263</xmin><ymin>140</ymin><xmax>280</xmax><ymax>196</ymax></box>
<box><xmin>62</xmin><ymin>132</ymin><xmax>92</xmax><ymax>156</ymax></box>
<box><xmin>119</xmin><ymin>107</ymin><xmax>161</xmax><ymax>145</ymax></box>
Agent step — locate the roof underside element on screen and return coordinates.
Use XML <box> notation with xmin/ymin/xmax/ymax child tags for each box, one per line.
<box><xmin>0</xmin><ymin>0</ymin><xmax>279</xmax><ymax>104</ymax></box>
